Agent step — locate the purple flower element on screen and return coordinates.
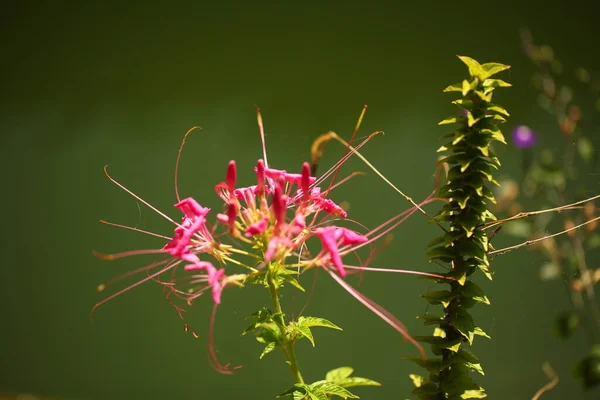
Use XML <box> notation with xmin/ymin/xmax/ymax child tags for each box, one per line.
<box><xmin>511</xmin><ymin>125</ymin><xmax>537</xmax><ymax>148</ymax></box>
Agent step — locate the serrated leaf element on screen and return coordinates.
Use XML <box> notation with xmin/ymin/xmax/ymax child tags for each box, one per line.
<box><xmin>310</xmin><ymin>381</ymin><xmax>359</xmax><ymax>399</ymax></box>
<box><xmin>295</xmin><ymin>324</ymin><xmax>315</xmax><ymax>346</ymax></box>
<box><xmin>337</xmin><ymin>377</ymin><xmax>381</xmax><ymax>389</ymax></box>
<box><xmin>326</xmin><ymin>367</ymin><xmax>354</xmax><ymax>382</ymax></box>
<box><xmin>260</xmin><ymin>341</ymin><xmax>277</xmax><ymax>359</ymax></box>
<box><xmin>297</xmin><ymin>316</ymin><xmax>342</xmax><ymax>331</ymax></box>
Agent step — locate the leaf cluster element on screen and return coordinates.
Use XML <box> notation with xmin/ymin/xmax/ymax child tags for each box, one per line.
<box><xmin>412</xmin><ymin>56</ymin><xmax>510</xmax><ymax>399</ymax></box>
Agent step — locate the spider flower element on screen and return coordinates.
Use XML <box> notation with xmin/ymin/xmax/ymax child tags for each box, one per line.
<box><xmin>93</xmin><ymin>108</ymin><xmax>448</xmax><ymax>370</ymax></box>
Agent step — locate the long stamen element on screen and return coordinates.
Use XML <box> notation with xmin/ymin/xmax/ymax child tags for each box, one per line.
<box><xmin>90</xmin><ymin>260</ymin><xmax>180</xmax><ymax>322</ymax></box>
<box><xmin>314</xmin><ymin>131</ymin><xmax>381</xmax><ymax>188</ymax></box>
<box><xmin>325</xmin><ymin>105</ymin><xmax>368</xmax><ymax>196</ymax></box>
<box><xmin>255</xmin><ymin>105</ymin><xmax>268</xmax><ymax>167</ymax></box>
<box><xmin>104</xmin><ymin>166</ymin><xmax>178</xmax><ymax>226</ymax></box>
<box><xmin>96</xmin><ymin>258</ymin><xmax>172</xmax><ymax>292</ymax></box>
<box><xmin>92</xmin><ymin>248</ymin><xmax>166</xmax><ymax>260</ymax></box>
<box><xmin>174</xmin><ymin>126</ymin><xmax>202</xmax><ymax>202</ymax></box>
<box><xmin>99</xmin><ymin>220</ymin><xmax>172</xmax><ymax>240</ymax></box>
<box><xmin>343</xmin><ymin>265</ymin><xmax>452</xmax><ymax>280</ymax></box>
<box><xmin>326</xmin><ymin>268</ymin><xmax>425</xmax><ymax>359</ymax></box>
<box><xmin>324</xmin><ymin>133</ymin><xmax>444</xmax><ymax>230</ymax></box>
<box><xmin>207</xmin><ymin>303</ymin><xmax>242</xmax><ymax>374</ymax></box>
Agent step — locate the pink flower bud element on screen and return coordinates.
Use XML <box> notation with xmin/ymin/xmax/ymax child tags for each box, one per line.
<box><xmin>226</xmin><ymin>160</ymin><xmax>237</xmax><ymax>192</ymax></box>
<box><xmin>255</xmin><ymin>159</ymin><xmax>265</xmax><ymax>191</ymax></box>
<box><xmin>301</xmin><ymin>162</ymin><xmax>311</xmax><ymax>201</ymax></box>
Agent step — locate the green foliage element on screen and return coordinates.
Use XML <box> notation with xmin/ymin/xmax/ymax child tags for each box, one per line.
<box><xmin>243</xmin><ymin>307</ymin><xmax>284</xmax><ymax>358</ymax></box>
<box><xmin>280</xmin><ymin>368</ymin><xmax>380</xmax><ymax>400</ymax></box>
<box><xmin>413</xmin><ymin>55</ymin><xmax>511</xmax><ymax>399</ymax></box>
<box><xmin>288</xmin><ymin>316</ymin><xmax>343</xmax><ymax>347</ymax></box>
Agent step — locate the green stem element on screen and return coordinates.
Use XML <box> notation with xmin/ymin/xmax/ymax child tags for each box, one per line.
<box><xmin>267</xmin><ymin>267</ymin><xmax>305</xmax><ymax>384</ymax></box>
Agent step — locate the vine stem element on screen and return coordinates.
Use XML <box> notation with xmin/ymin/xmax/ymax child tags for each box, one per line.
<box><xmin>267</xmin><ymin>268</ymin><xmax>305</xmax><ymax>384</ymax></box>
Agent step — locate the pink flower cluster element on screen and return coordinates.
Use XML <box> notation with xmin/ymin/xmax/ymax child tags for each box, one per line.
<box><xmin>158</xmin><ymin>158</ymin><xmax>369</xmax><ymax>304</ymax></box>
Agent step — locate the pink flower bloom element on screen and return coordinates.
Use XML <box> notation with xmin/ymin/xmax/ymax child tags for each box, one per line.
<box><xmin>315</xmin><ymin>226</ymin><xmax>368</xmax><ymax>277</ymax></box>
<box><xmin>183</xmin><ymin>261</ymin><xmax>225</xmax><ymax>304</ymax></box>
<box><xmin>244</xmin><ymin>218</ymin><xmax>269</xmax><ymax>237</ymax></box>
<box><xmin>226</xmin><ymin>160</ymin><xmax>237</xmax><ymax>192</ymax></box>
<box><xmin>175</xmin><ymin>197</ymin><xmax>210</xmax><ymax>219</ymax></box>
<box><xmin>265</xmin><ymin>236</ymin><xmax>294</xmax><ymax>262</ymax></box>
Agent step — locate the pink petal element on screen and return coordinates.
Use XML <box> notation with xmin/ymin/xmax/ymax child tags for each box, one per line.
<box><xmin>184</xmin><ymin>261</ymin><xmax>216</xmax><ymax>272</ymax></box>
<box><xmin>244</xmin><ymin>218</ymin><xmax>268</xmax><ymax>237</ymax></box>
<box><xmin>338</xmin><ymin>227</ymin><xmax>368</xmax><ymax>245</ymax></box>
<box><xmin>175</xmin><ymin>197</ymin><xmax>210</xmax><ymax>218</ymax></box>
<box><xmin>315</xmin><ymin>227</ymin><xmax>346</xmax><ymax>278</ymax></box>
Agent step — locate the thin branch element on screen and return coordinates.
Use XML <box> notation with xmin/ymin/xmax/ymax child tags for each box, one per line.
<box><xmin>531</xmin><ymin>362</ymin><xmax>558</xmax><ymax>400</ymax></box>
<box><xmin>489</xmin><ymin>215</ymin><xmax>600</xmax><ymax>256</ymax></box>
<box><xmin>484</xmin><ymin>192</ymin><xmax>600</xmax><ymax>230</ymax></box>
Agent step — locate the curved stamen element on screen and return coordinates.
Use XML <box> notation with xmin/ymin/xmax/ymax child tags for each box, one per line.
<box><xmin>104</xmin><ymin>166</ymin><xmax>178</xmax><ymax>226</ymax></box>
<box><xmin>174</xmin><ymin>126</ymin><xmax>202</xmax><ymax>202</ymax></box>
<box><xmin>99</xmin><ymin>220</ymin><xmax>172</xmax><ymax>240</ymax></box>
<box><xmin>326</xmin><ymin>268</ymin><xmax>425</xmax><ymax>359</ymax></box>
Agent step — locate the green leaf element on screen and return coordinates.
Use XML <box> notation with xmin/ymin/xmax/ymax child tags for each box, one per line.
<box><xmin>415</xmin><ymin>336</ymin><xmax>463</xmax><ymax>352</ymax></box>
<box><xmin>458</xmin><ymin>56</ymin><xmax>483</xmax><ymax>79</ymax></box>
<box><xmin>334</xmin><ymin>377</ymin><xmax>381</xmax><ymax>389</ymax></box>
<box><xmin>297</xmin><ymin>316</ymin><xmax>343</xmax><ymax>331</ymax></box>
<box><xmin>260</xmin><ymin>341</ymin><xmax>277</xmax><ymax>359</ymax></box>
<box><xmin>412</xmin><ymin>381</ymin><xmax>442</xmax><ymax>396</ymax></box>
<box><xmin>295</xmin><ymin>324</ymin><xmax>315</xmax><ymax>346</ymax></box>
<box><xmin>422</xmin><ymin>290</ymin><xmax>456</xmax><ymax>308</ymax></box>
<box><xmin>425</xmin><ymin>236</ymin><xmax>446</xmax><ymax>249</ymax></box>
<box><xmin>480</xmin><ymin>62</ymin><xmax>511</xmax><ymax>79</ymax></box>
<box><xmin>482</xmin><ymin>78</ymin><xmax>511</xmax><ymax>88</ymax></box>
<box><xmin>485</xmin><ymin>104</ymin><xmax>510</xmax><ymax>116</ymax></box>
<box><xmin>310</xmin><ymin>381</ymin><xmax>359</xmax><ymax>399</ymax></box>
<box><xmin>444</xmin><ymin>82</ymin><xmax>463</xmax><ymax>92</ymax></box>
<box><xmin>418</xmin><ymin>314</ymin><xmax>445</xmax><ymax>325</ymax></box>
<box><xmin>326</xmin><ymin>367</ymin><xmax>354</xmax><ymax>382</ymax></box>
<box><xmin>461</xmin><ymin>388</ymin><xmax>487</xmax><ymax>399</ymax></box>
<box><xmin>439</xmin><ymin>116</ymin><xmax>464</xmax><ymax>126</ymax></box>
<box><xmin>409</xmin><ymin>374</ymin><xmax>425</xmax><ymax>388</ymax></box>
<box><xmin>450</xmin><ymin>307</ymin><xmax>476</xmax><ymax>344</ymax></box>
<box><xmin>462</xmin><ymin>281</ymin><xmax>490</xmax><ymax>305</ymax></box>
<box><xmin>427</xmin><ymin>246</ymin><xmax>456</xmax><ymax>262</ymax></box>
<box><xmin>325</xmin><ymin>367</ymin><xmax>380</xmax><ymax>389</ymax></box>
<box><xmin>473</xmin><ymin>326</ymin><xmax>490</xmax><ymax>339</ymax></box>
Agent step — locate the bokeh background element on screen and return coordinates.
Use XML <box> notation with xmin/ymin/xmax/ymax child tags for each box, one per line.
<box><xmin>2</xmin><ymin>1</ymin><xmax>599</xmax><ymax>399</ymax></box>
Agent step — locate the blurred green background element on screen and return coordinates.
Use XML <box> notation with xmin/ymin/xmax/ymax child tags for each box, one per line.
<box><xmin>1</xmin><ymin>1</ymin><xmax>599</xmax><ymax>399</ymax></box>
